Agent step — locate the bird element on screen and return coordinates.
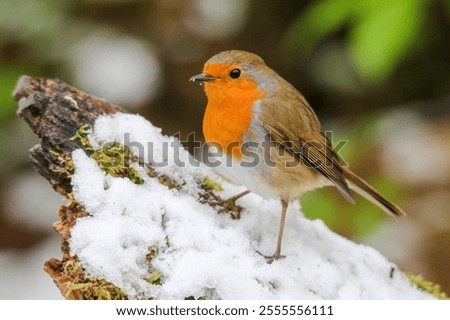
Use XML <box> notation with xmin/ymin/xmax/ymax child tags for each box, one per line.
<box><xmin>190</xmin><ymin>50</ymin><xmax>406</xmax><ymax>263</ymax></box>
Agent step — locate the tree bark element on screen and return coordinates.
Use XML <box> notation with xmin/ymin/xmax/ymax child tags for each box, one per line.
<box><xmin>14</xmin><ymin>76</ymin><xmax>236</xmax><ymax>299</ymax></box>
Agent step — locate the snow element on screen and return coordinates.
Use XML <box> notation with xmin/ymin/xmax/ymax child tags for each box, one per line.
<box><xmin>69</xmin><ymin>113</ymin><xmax>433</xmax><ymax>299</ymax></box>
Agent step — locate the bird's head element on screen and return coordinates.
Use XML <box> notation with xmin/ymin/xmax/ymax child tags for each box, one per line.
<box><xmin>190</xmin><ymin>50</ymin><xmax>275</xmax><ymax>101</ymax></box>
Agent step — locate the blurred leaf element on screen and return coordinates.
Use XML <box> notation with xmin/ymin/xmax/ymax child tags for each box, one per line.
<box><xmin>446</xmin><ymin>0</ymin><xmax>450</xmax><ymax>15</ymax></box>
<box><xmin>352</xmin><ymin>195</ymin><xmax>384</xmax><ymax>237</ymax></box>
<box><xmin>329</xmin><ymin>131</ymin><xmax>357</xmax><ymax>166</ymax></box>
<box><xmin>349</xmin><ymin>0</ymin><xmax>426</xmax><ymax>82</ymax></box>
<box><xmin>353</xmin><ymin>175</ymin><xmax>405</xmax><ymax>237</ymax></box>
<box><xmin>281</xmin><ymin>0</ymin><xmax>354</xmax><ymax>54</ymax></box>
<box><xmin>0</xmin><ymin>68</ymin><xmax>19</xmax><ymax>124</ymax></box>
<box><xmin>301</xmin><ymin>174</ymin><xmax>405</xmax><ymax>238</ymax></box>
<box><xmin>301</xmin><ymin>189</ymin><xmax>338</xmax><ymax>227</ymax></box>
<box><xmin>330</xmin><ymin>113</ymin><xmax>383</xmax><ymax>166</ymax></box>
<box><xmin>306</xmin><ymin>113</ymin><xmax>409</xmax><ymax>237</ymax></box>
<box><xmin>0</xmin><ymin>65</ymin><xmax>37</xmax><ymax>125</ymax></box>
<box><xmin>283</xmin><ymin>0</ymin><xmax>429</xmax><ymax>84</ymax></box>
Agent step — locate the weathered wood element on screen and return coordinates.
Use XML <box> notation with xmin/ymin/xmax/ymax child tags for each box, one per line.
<box><xmin>14</xmin><ymin>76</ymin><xmax>122</xmax><ymax>196</ymax></box>
<box><xmin>13</xmin><ymin>75</ymin><xmax>239</xmax><ymax>299</ymax></box>
<box><xmin>13</xmin><ymin>76</ymin><xmax>128</xmax><ymax>298</ymax></box>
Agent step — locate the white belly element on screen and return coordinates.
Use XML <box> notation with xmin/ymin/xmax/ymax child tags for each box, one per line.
<box><xmin>203</xmin><ymin>145</ymin><xmax>328</xmax><ymax>201</ymax></box>
<box><xmin>205</xmin><ymin>150</ymin><xmax>279</xmax><ymax>199</ymax></box>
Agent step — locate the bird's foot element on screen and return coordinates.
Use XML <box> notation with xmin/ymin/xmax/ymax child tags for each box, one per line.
<box><xmin>257</xmin><ymin>251</ymin><xmax>286</xmax><ymax>264</ymax></box>
<box><xmin>206</xmin><ymin>190</ymin><xmax>250</xmax><ymax>219</ymax></box>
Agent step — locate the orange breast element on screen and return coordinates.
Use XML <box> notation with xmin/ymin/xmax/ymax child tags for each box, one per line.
<box><xmin>203</xmin><ymin>80</ymin><xmax>265</xmax><ymax>159</ymax></box>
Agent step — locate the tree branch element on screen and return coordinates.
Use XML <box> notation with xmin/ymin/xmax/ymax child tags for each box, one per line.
<box><xmin>14</xmin><ymin>76</ymin><xmax>236</xmax><ymax>299</ymax></box>
<box><xmin>14</xmin><ymin>76</ymin><xmax>438</xmax><ymax>300</ymax></box>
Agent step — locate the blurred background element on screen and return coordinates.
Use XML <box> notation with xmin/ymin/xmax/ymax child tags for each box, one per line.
<box><xmin>0</xmin><ymin>0</ymin><xmax>449</xmax><ymax>299</ymax></box>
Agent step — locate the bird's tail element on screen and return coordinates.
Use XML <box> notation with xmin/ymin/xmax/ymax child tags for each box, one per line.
<box><xmin>343</xmin><ymin>168</ymin><xmax>406</xmax><ymax>217</ymax></box>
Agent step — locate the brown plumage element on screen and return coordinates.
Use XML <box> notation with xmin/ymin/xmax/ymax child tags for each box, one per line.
<box><xmin>191</xmin><ymin>50</ymin><xmax>406</xmax><ymax>262</ymax></box>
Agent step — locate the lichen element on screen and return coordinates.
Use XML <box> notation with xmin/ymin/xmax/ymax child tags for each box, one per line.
<box><xmin>50</xmin><ymin>149</ymin><xmax>75</xmax><ymax>175</ymax></box>
<box><xmin>406</xmin><ymin>273</ymin><xmax>449</xmax><ymax>300</ymax></box>
<box><xmin>91</xmin><ymin>142</ymin><xmax>144</xmax><ymax>185</ymax></box>
<box><xmin>202</xmin><ymin>176</ymin><xmax>223</xmax><ymax>191</ymax></box>
<box><xmin>70</xmin><ymin>124</ymin><xmax>93</xmax><ymax>150</ymax></box>
<box><xmin>62</xmin><ymin>259</ymin><xmax>127</xmax><ymax>300</ymax></box>
<box><xmin>66</xmin><ymin>282</ymin><xmax>127</xmax><ymax>300</ymax></box>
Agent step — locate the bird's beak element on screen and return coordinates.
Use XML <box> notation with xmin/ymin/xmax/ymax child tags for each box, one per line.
<box><xmin>189</xmin><ymin>73</ymin><xmax>216</xmax><ymax>83</ymax></box>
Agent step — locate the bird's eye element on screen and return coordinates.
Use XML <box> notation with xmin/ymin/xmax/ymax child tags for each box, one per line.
<box><xmin>229</xmin><ymin>68</ymin><xmax>241</xmax><ymax>79</ymax></box>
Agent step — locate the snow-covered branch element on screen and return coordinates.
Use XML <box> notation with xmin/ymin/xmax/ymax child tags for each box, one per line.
<box><xmin>14</xmin><ymin>76</ymin><xmax>433</xmax><ymax>299</ymax></box>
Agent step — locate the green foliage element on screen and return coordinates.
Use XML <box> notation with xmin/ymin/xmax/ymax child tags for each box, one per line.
<box><xmin>283</xmin><ymin>0</ymin><xmax>429</xmax><ymax>83</ymax></box>
<box><xmin>301</xmin><ymin>176</ymin><xmax>404</xmax><ymax>238</ymax></box>
<box><xmin>352</xmin><ymin>176</ymin><xmax>404</xmax><ymax>235</ymax></box>
<box><xmin>350</xmin><ymin>0</ymin><xmax>426</xmax><ymax>82</ymax></box>
<box><xmin>283</xmin><ymin>0</ymin><xmax>354</xmax><ymax>53</ymax></box>
<box><xmin>300</xmin><ymin>190</ymin><xmax>338</xmax><ymax>228</ymax></box>
<box><xmin>302</xmin><ymin>114</ymin><xmax>407</xmax><ymax>238</ymax></box>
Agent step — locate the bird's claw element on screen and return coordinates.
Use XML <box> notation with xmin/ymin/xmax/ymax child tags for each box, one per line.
<box><xmin>257</xmin><ymin>251</ymin><xmax>286</xmax><ymax>264</ymax></box>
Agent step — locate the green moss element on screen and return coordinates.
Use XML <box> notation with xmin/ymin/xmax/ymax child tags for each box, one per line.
<box><xmin>70</xmin><ymin>125</ymin><xmax>144</xmax><ymax>184</ymax></box>
<box><xmin>66</xmin><ymin>281</ymin><xmax>127</xmax><ymax>300</ymax></box>
<box><xmin>92</xmin><ymin>285</ymin><xmax>127</xmax><ymax>300</ymax></box>
<box><xmin>202</xmin><ymin>176</ymin><xmax>223</xmax><ymax>191</ymax></box>
<box><xmin>63</xmin><ymin>259</ymin><xmax>127</xmax><ymax>300</ymax></box>
<box><xmin>50</xmin><ymin>149</ymin><xmax>74</xmax><ymax>175</ymax></box>
<box><xmin>70</xmin><ymin>124</ymin><xmax>93</xmax><ymax>150</ymax></box>
<box><xmin>69</xmin><ymin>125</ymin><xmax>186</xmax><ymax>189</ymax></box>
<box><xmin>407</xmin><ymin>273</ymin><xmax>449</xmax><ymax>300</ymax></box>
<box><xmin>146</xmin><ymin>271</ymin><xmax>163</xmax><ymax>285</ymax></box>
<box><xmin>91</xmin><ymin>142</ymin><xmax>144</xmax><ymax>185</ymax></box>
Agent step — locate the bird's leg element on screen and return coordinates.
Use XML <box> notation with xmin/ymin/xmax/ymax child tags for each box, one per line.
<box><xmin>259</xmin><ymin>199</ymin><xmax>288</xmax><ymax>264</ymax></box>
<box><xmin>273</xmin><ymin>199</ymin><xmax>288</xmax><ymax>258</ymax></box>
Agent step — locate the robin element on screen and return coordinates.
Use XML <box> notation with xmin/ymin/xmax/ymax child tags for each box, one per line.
<box><xmin>190</xmin><ymin>50</ymin><xmax>405</xmax><ymax>263</ymax></box>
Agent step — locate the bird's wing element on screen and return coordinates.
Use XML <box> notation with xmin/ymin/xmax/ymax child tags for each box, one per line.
<box><xmin>263</xmin><ymin>122</ymin><xmax>354</xmax><ymax>203</ymax></box>
<box><xmin>257</xmin><ymin>77</ymin><xmax>353</xmax><ymax>202</ymax></box>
